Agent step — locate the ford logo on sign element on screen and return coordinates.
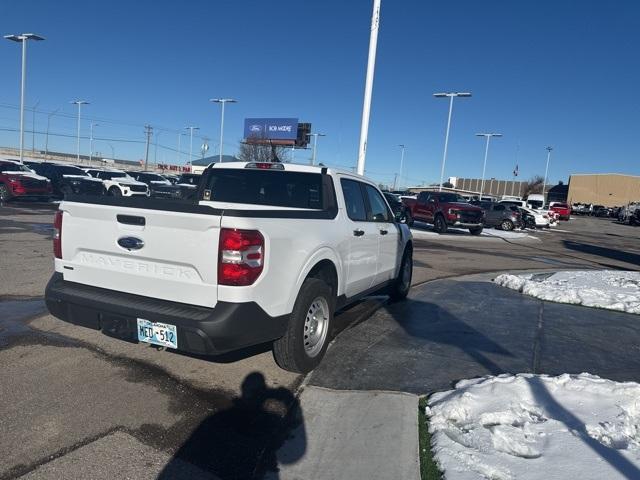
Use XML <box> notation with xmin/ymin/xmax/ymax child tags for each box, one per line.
<box><xmin>118</xmin><ymin>236</ymin><xmax>145</xmax><ymax>251</ymax></box>
<box><xmin>249</xmin><ymin>124</ymin><xmax>262</xmax><ymax>132</ymax></box>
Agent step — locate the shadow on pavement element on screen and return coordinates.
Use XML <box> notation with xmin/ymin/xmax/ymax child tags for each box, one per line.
<box><xmin>528</xmin><ymin>377</ymin><xmax>640</xmax><ymax>479</ymax></box>
<box><xmin>158</xmin><ymin>372</ymin><xmax>306</xmax><ymax>480</ymax></box>
<box><xmin>563</xmin><ymin>240</ymin><xmax>640</xmax><ymax>267</ymax></box>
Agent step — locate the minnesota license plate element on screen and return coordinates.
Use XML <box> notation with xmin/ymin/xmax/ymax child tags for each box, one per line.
<box><xmin>136</xmin><ymin>319</ymin><xmax>178</xmax><ymax>349</ymax></box>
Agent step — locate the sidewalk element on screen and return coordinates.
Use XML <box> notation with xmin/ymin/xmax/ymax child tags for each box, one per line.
<box><xmin>267</xmin><ymin>386</ymin><xmax>420</xmax><ymax>480</ymax></box>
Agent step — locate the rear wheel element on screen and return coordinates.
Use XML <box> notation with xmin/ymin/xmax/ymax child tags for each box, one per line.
<box><xmin>0</xmin><ymin>183</ymin><xmax>11</xmax><ymax>202</ymax></box>
<box><xmin>389</xmin><ymin>245</ymin><xmax>413</xmax><ymax>301</ymax></box>
<box><xmin>273</xmin><ymin>278</ymin><xmax>334</xmax><ymax>373</ymax></box>
<box><xmin>469</xmin><ymin>227</ymin><xmax>483</xmax><ymax>236</ymax></box>
<box><xmin>434</xmin><ymin>214</ymin><xmax>448</xmax><ymax>234</ymax></box>
<box><xmin>404</xmin><ymin>210</ymin><xmax>414</xmax><ymax>227</ymax></box>
<box><xmin>500</xmin><ymin>219</ymin><xmax>514</xmax><ymax>231</ymax></box>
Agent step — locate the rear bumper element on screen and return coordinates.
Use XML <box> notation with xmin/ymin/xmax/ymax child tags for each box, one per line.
<box><xmin>450</xmin><ymin>221</ymin><xmax>483</xmax><ymax>228</ymax></box>
<box><xmin>45</xmin><ymin>272</ymin><xmax>289</xmax><ymax>356</ymax></box>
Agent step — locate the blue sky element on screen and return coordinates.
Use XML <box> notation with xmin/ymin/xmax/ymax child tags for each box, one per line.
<box><xmin>1</xmin><ymin>0</ymin><xmax>639</xmax><ymax>187</ymax></box>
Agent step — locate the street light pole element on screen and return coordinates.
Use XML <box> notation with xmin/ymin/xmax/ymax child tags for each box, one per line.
<box><xmin>4</xmin><ymin>33</ymin><xmax>45</xmax><ymax>163</ymax></box>
<box><xmin>434</xmin><ymin>92</ymin><xmax>471</xmax><ymax>191</ymax></box>
<box><xmin>357</xmin><ymin>0</ymin><xmax>382</xmax><ymax>176</ymax></box>
<box><xmin>307</xmin><ymin>133</ymin><xmax>326</xmax><ymax>165</ymax></box>
<box><xmin>185</xmin><ymin>126</ymin><xmax>199</xmax><ymax>163</ymax></box>
<box><xmin>475</xmin><ymin>133</ymin><xmax>502</xmax><ymax>197</ymax></box>
<box><xmin>70</xmin><ymin>100</ymin><xmax>89</xmax><ymax>163</ymax></box>
<box><xmin>45</xmin><ymin>108</ymin><xmax>59</xmax><ymax>155</ymax></box>
<box><xmin>107</xmin><ymin>143</ymin><xmax>115</xmax><ymax>161</ymax></box>
<box><xmin>542</xmin><ymin>146</ymin><xmax>553</xmax><ymax>202</ymax></box>
<box><xmin>89</xmin><ymin>123</ymin><xmax>98</xmax><ymax>164</ymax></box>
<box><xmin>396</xmin><ymin>144</ymin><xmax>405</xmax><ymax>190</ymax></box>
<box><xmin>210</xmin><ymin>98</ymin><xmax>237</xmax><ymax>162</ymax></box>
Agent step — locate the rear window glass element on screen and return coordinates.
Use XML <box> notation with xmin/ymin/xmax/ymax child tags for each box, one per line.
<box><xmin>54</xmin><ymin>166</ymin><xmax>88</xmax><ymax>176</ymax></box>
<box><xmin>204</xmin><ymin>169</ymin><xmax>324</xmax><ymax>209</ymax></box>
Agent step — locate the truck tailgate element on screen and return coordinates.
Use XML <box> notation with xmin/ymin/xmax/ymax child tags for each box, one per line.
<box><xmin>59</xmin><ymin>201</ymin><xmax>221</xmax><ymax>308</ymax></box>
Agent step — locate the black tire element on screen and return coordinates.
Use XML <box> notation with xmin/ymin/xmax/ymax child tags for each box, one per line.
<box><xmin>273</xmin><ymin>278</ymin><xmax>334</xmax><ymax>373</ymax></box>
<box><xmin>469</xmin><ymin>227</ymin><xmax>483</xmax><ymax>236</ymax></box>
<box><xmin>405</xmin><ymin>211</ymin><xmax>414</xmax><ymax>227</ymax></box>
<box><xmin>389</xmin><ymin>245</ymin><xmax>413</xmax><ymax>302</ymax></box>
<box><xmin>0</xmin><ymin>183</ymin><xmax>11</xmax><ymax>202</ymax></box>
<box><xmin>500</xmin><ymin>219</ymin><xmax>514</xmax><ymax>231</ymax></box>
<box><xmin>108</xmin><ymin>187</ymin><xmax>122</xmax><ymax>197</ymax></box>
<box><xmin>433</xmin><ymin>214</ymin><xmax>448</xmax><ymax>234</ymax></box>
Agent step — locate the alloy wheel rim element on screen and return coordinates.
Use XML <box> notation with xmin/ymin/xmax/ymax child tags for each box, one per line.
<box><xmin>401</xmin><ymin>253</ymin><xmax>412</xmax><ymax>291</ymax></box>
<box><xmin>303</xmin><ymin>297</ymin><xmax>330</xmax><ymax>358</ymax></box>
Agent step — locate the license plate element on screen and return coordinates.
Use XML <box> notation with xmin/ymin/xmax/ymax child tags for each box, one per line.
<box><xmin>136</xmin><ymin>319</ymin><xmax>178</xmax><ymax>349</ymax></box>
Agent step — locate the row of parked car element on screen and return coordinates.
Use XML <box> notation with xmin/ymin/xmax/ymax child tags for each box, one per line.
<box><xmin>0</xmin><ymin>158</ymin><xmax>202</xmax><ymax>202</ymax></box>
<box><xmin>382</xmin><ymin>190</ymin><xmax>570</xmax><ymax>235</ymax></box>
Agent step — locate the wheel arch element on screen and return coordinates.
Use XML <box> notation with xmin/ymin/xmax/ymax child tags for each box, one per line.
<box><xmin>287</xmin><ymin>248</ymin><xmax>342</xmax><ymax>314</ymax></box>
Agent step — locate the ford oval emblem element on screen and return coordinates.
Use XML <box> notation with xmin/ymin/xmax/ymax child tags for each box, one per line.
<box><xmin>118</xmin><ymin>236</ymin><xmax>145</xmax><ymax>251</ymax></box>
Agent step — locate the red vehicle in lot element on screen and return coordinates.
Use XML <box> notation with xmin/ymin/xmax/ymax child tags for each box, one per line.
<box><xmin>549</xmin><ymin>202</ymin><xmax>571</xmax><ymax>220</ymax></box>
<box><xmin>0</xmin><ymin>159</ymin><xmax>52</xmax><ymax>202</ymax></box>
<box><xmin>402</xmin><ymin>190</ymin><xmax>485</xmax><ymax>235</ymax></box>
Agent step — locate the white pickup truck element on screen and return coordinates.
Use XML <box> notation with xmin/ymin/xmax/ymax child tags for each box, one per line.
<box><xmin>45</xmin><ymin>162</ymin><xmax>413</xmax><ymax>372</ymax></box>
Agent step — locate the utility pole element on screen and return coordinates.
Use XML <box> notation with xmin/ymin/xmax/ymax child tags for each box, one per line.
<box><xmin>71</xmin><ymin>100</ymin><xmax>89</xmax><ymax>163</ymax></box>
<box><xmin>45</xmin><ymin>108</ymin><xmax>59</xmax><ymax>155</ymax></box>
<box><xmin>89</xmin><ymin>123</ymin><xmax>98</xmax><ymax>164</ymax></box>
<box><xmin>144</xmin><ymin>125</ymin><xmax>153</xmax><ymax>170</ymax></box>
<box><xmin>210</xmin><ymin>98</ymin><xmax>237</xmax><ymax>163</ymax></box>
<box><xmin>434</xmin><ymin>92</ymin><xmax>471</xmax><ymax>191</ymax></box>
<box><xmin>397</xmin><ymin>144</ymin><xmax>405</xmax><ymax>190</ymax></box>
<box><xmin>357</xmin><ymin>0</ymin><xmax>381</xmax><ymax>176</ymax></box>
<box><xmin>475</xmin><ymin>133</ymin><xmax>502</xmax><ymax>197</ymax></box>
<box><xmin>31</xmin><ymin>100</ymin><xmax>39</xmax><ymax>152</ymax></box>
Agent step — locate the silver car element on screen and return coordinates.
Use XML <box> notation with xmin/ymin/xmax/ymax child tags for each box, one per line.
<box><xmin>473</xmin><ymin>201</ymin><xmax>522</xmax><ymax>230</ymax></box>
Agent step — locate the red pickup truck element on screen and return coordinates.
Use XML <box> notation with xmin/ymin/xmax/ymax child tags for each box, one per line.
<box><xmin>402</xmin><ymin>191</ymin><xmax>485</xmax><ymax>235</ymax></box>
<box><xmin>549</xmin><ymin>202</ymin><xmax>570</xmax><ymax>220</ymax></box>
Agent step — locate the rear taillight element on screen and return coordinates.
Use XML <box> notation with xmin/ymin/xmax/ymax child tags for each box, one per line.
<box><xmin>53</xmin><ymin>210</ymin><xmax>63</xmax><ymax>259</ymax></box>
<box><xmin>218</xmin><ymin>228</ymin><xmax>264</xmax><ymax>286</ymax></box>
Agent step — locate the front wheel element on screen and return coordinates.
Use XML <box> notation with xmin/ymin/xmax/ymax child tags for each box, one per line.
<box><xmin>500</xmin><ymin>219</ymin><xmax>514</xmax><ymax>231</ymax></box>
<box><xmin>389</xmin><ymin>246</ymin><xmax>413</xmax><ymax>302</ymax></box>
<box><xmin>273</xmin><ymin>278</ymin><xmax>334</xmax><ymax>373</ymax></box>
<box><xmin>108</xmin><ymin>187</ymin><xmax>122</xmax><ymax>197</ymax></box>
<box><xmin>469</xmin><ymin>227</ymin><xmax>483</xmax><ymax>236</ymax></box>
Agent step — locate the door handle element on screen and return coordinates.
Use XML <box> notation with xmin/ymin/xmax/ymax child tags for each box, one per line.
<box><xmin>380</xmin><ymin>229</ymin><xmax>388</xmax><ymax>235</ymax></box>
<box><xmin>353</xmin><ymin>229</ymin><xmax>365</xmax><ymax>237</ymax></box>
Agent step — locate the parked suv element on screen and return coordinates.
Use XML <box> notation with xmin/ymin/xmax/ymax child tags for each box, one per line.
<box><xmin>28</xmin><ymin>162</ymin><xmax>104</xmax><ymax>198</ymax></box>
<box><xmin>0</xmin><ymin>159</ymin><xmax>52</xmax><ymax>201</ymax></box>
<box><xmin>85</xmin><ymin>169</ymin><xmax>149</xmax><ymax>197</ymax></box>
<box><xmin>126</xmin><ymin>171</ymin><xmax>181</xmax><ymax>199</ymax></box>
<box><xmin>472</xmin><ymin>201</ymin><xmax>521</xmax><ymax>230</ymax></box>
<box><xmin>549</xmin><ymin>202</ymin><xmax>570</xmax><ymax>220</ymax></box>
<box><xmin>402</xmin><ymin>191</ymin><xmax>484</xmax><ymax>235</ymax></box>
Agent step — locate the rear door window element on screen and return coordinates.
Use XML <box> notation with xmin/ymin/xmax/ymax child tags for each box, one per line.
<box><xmin>204</xmin><ymin>169</ymin><xmax>323</xmax><ymax>209</ymax></box>
<box><xmin>341</xmin><ymin>179</ymin><xmax>367</xmax><ymax>221</ymax></box>
<box><xmin>364</xmin><ymin>184</ymin><xmax>391</xmax><ymax>222</ymax></box>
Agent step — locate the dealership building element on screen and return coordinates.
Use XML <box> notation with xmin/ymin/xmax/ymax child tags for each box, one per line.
<box><xmin>567</xmin><ymin>173</ymin><xmax>640</xmax><ymax>207</ymax></box>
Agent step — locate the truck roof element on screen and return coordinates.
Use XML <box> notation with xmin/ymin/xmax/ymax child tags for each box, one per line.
<box><xmin>208</xmin><ymin>161</ymin><xmax>376</xmax><ymax>184</ymax></box>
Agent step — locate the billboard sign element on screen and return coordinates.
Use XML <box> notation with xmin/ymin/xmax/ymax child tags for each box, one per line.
<box><xmin>244</xmin><ymin>118</ymin><xmax>299</xmax><ymax>141</ymax></box>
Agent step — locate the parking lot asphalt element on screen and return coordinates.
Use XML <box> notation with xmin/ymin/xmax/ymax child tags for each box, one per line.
<box><xmin>2</xmin><ymin>201</ymin><xmax>640</xmax><ymax>479</ymax></box>
<box><xmin>308</xmin><ymin>272</ymin><xmax>640</xmax><ymax>394</ymax></box>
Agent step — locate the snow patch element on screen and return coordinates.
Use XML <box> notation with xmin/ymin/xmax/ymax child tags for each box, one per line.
<box><xmin>427</xmin><ymin>373</ymin><xmax>640</xmax><ymax>480</ymax></box>
<box><xmin>495</xmin><ymin>270</ymin><xmax>640</xmax><ymax>314</ymax></box>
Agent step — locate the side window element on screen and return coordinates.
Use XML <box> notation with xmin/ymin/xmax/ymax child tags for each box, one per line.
<box><xmin>493</xmin><ymin>204</ymin><xmax>505</xmax><ymax>211</ymax></box>
<box><xmin>340</xmin><ymin>179</ymin><xmax>367</xmax><ymax>222</ymax></box>
<box><xmin>417</xmin><ymin>192</ymin><xmax>428</xmax><ymax>203</ymax></box>
<box><xmin>364</xmin><ymin>185</ymin><xmax>391</xmax><ymax>222</ymax></box>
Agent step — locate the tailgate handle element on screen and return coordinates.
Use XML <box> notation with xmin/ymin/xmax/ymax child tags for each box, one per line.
<box><xmin>117</xmin><ymin>214</ymin><xmax>146</xmax><ymax>226</ymax></box>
